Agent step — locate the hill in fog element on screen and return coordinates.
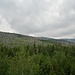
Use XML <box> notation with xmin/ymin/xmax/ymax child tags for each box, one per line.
<box><xmin>0</xmin><ymin>31</ymin><xmax>75</xmax><ymax>47</ymax></box>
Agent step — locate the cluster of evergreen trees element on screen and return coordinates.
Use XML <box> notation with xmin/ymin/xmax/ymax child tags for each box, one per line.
<box><xmin>0</xmin><ymin>43</ymin><xmax>75</xmax><ymax>75</ymax></box>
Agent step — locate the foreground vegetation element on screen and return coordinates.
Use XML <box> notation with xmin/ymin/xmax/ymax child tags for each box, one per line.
<box><xmin>0</xmin><ymin>42</ymin><xmax>75</xmax><ymax>75</ymax></box>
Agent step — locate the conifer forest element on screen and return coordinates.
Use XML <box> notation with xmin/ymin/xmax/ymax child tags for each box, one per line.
<box><xmin>0</xmin><ymin>32</ymin><xmax>75</xmax><ymax>75</ymax></box>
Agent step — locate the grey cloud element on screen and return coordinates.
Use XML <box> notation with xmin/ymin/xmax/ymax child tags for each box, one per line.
<box><xmin>0</xmin><ymin>0</ymin><xmax>75</xmax><ymax>38</ymax></box>
<box><xmin>0</xmin><ymin>0</ymin><xmax>15</xmax><ymax>8</ymax></box>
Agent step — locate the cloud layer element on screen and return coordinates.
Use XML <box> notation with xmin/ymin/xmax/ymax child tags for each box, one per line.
<box><xmin>0</xmin><ymin>0</ymin><xmax>75</xmax><ymax>38</ymax></box>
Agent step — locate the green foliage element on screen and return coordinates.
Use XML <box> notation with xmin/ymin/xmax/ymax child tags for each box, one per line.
<box><xmin>0</xmin><ymin>43</ymin><xmax>75</xmax><ymax>75</ymax></box>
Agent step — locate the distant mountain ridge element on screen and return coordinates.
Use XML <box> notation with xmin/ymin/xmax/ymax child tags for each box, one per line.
<box><xmin>63</xmin><ymin>39</ymin><xmax>75</xmax><ymax>43</ymax></box>
<box><xmin>37</xmin><ymin>36</ymin><xmax>75</xmax><ymax>43</ymax></box>
<box><xmin>0</xmin><ymin>31</ymin><xmax>75</xmax><ymax>46</ymax></box>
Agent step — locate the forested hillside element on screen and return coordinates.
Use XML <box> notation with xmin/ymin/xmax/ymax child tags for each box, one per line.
<box><xmin>0</xmin><ymin>32</ymin><xmax>75</xmax><ymax>75</ymax></box>
<box><xmin>0</xmin><ymin>32</ymin><xmax>42</xmax><ymax>46</ymax></box>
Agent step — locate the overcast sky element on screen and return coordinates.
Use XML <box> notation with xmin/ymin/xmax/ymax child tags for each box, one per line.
<box><xmin>0</xmin><ymin>0</ymin><xmax>75</xmax><ymax>38</ymax></box>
